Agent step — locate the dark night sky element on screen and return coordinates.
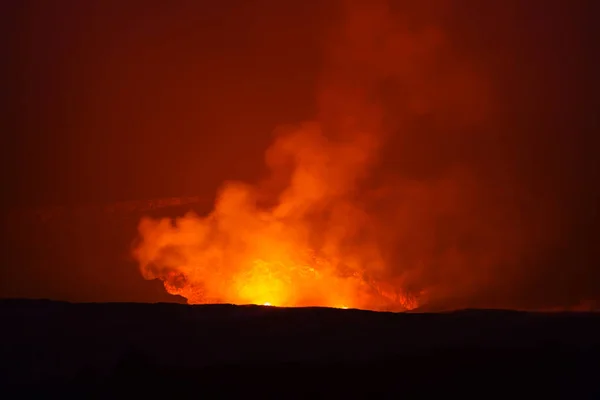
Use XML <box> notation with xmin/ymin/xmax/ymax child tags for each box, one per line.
<box><xmin>0</xmin><ymin>0</ymin><xmax>598</xmax><ymax>307</ymax></box>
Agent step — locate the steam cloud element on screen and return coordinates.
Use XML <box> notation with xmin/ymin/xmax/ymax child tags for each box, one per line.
<box><xmin>133</xmin><ymin>0</ymin><xmax>597</xmax><ymax>311</ymax></box>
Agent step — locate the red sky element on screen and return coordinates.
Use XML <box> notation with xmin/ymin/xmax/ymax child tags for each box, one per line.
<box><xmin>1</xmin><ymin>0</ymin><xmax>598</xmax><ymax>309</ymax></box>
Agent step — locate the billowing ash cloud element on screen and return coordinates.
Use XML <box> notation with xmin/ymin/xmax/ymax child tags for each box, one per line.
<box><xmin>133</xmin><ymin>0</ymin><xmax>598</xmax><ymax>311</ymax></box>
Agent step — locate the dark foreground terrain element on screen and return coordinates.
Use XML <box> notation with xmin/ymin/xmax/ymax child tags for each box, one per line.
<box><xmin>1</xmin><ymin>299</ymin><xmax>600</xmax><ymax>397</ymax></box>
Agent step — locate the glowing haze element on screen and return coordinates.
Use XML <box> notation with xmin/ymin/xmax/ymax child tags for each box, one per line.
<box><xmin>131</xmin><ymin>1</ymin><xmax>560</xmax><ymax>311</ymax></box>
<box><xmin>134</xmin><ymin>2</ymin><xmax>412</xmax><ymax>310</ymax></box>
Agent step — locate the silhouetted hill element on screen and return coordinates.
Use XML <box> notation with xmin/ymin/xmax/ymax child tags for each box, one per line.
<box><xmin>1</xmin><ymin>299</ymin><xmax>599</xmax><ymax>397</ymax></box>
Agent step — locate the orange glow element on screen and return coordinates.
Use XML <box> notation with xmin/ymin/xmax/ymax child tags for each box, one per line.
<box><xmin>133</xmin><ymin>124</ymin><xmax>418</xmax><ymax>311</ymax></box>
<box><xmin>131</xmin><ymin>1</ymin><xmax>492</xmax><ymax>312</ymax></box>
<box><xmin>5</xmin><ymin>0</ymin><xmax>595</xmax><ymax>311</ymax></box>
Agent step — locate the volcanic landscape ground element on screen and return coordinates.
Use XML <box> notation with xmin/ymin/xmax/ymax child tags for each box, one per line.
<box><xmin>2</xmin><ymin>299</ymin><xmax>599</xmax><ymax>397</ymax></box>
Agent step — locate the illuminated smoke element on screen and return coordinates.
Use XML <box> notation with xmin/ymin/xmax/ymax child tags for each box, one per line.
<box><xmin>132</xmin><ymin>0</ymin><xmax>579</xmax><ymax>311</ymax></box>
<box><xmin>133</xmin><ymin>1</ymin><xmax>433</xmax><ymax>310</ymax></box>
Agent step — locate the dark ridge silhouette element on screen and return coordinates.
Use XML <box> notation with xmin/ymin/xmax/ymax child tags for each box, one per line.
<box><xmin>1</xmin><ymin>299</ymin><xmax>600</xmax><ymax>396</ymax></box>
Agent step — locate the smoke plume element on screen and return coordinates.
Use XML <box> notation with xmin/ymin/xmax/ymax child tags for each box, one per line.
<box><xmin>133</xmin><ymin>0</ymin><xmax>598</xmax><ymax>311</ymax></box>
